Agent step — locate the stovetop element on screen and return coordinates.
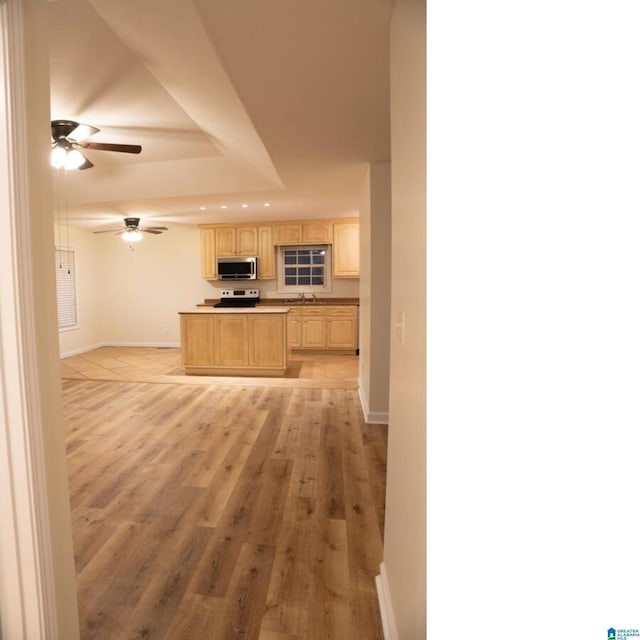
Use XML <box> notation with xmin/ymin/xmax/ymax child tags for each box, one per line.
<box><xmin>213</xmin><ymin>288</ymin><xmax>260</xmax><ymax>308</ymax></box>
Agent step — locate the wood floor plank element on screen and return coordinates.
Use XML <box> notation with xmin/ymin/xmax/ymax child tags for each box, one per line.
<box><xmin>261</xmin><ymin>520</ymin><xmax>312</xmax><ymax>636</ymax></box>
<box><xmin>307</xmin><ymin>518</ymin><xmax>352</xmax><ymax>640</ymax></box>
<box><xmin>120</xmin><ymin>525</ymin><xmax>214</xmax><ymax>640</ymax></box>
<box><xmin>217</xmin><ymin>542</ymin><xmax>276</xmax><ymax>640</ymax></box>
<box><xmin>162</xmin><ymin>594</ymin><xmax>226</xmax><ymax>640</ymax></box>
<box><xmin>70</xmin><ymin>507</ymin><xmax>119</xmax><ymax>575</ymax></box>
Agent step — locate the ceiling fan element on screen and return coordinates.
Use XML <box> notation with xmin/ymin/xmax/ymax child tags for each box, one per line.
<box><xmin>93</xmin><ymin>217</ymin><xmax>168</xmax><ymax>242</ymax></box>
<box><xmin>51</xmin><ymin>120</ymin><xmax>142</xmax><ymax>170</ymax></box>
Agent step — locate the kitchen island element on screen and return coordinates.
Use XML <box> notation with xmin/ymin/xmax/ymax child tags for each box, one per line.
<box><xmin>179</xmin><ymin>307</ymin><xmax>291</xmax><ymax>376</ymax></box>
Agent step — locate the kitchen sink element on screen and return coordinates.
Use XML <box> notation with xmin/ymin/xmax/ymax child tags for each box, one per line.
<box><xmin>283</xmin><ymin>299</ymin><xmax>325</xmax><ymax>305</ymax></box>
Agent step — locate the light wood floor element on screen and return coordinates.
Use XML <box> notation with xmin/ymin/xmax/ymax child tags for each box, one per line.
<box><xmin>61</xmin><ymin>347</ymin><xmax>387</xmax><ymax>640</ymax></box>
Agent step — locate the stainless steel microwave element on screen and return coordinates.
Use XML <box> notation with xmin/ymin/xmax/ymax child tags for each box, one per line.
<box><xmin>217</xmin><ymin>256</ymin><xmax>257</xmax><ymax>280</ymax></box>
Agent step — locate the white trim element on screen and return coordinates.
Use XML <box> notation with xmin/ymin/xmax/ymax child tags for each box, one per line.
<box><xmin>0</xmin><ymin>1</ymin><xmax>58</xmax><ymax>637</ymax></box>
<box><xmin>358</xmin><ymin>378</ymin><xmax>389</xmax><ymax>424</ymax></box>
<box><xmin>376</xmin><ymin>562</ymin><xmax>398</xmax><ymax>640</ymax></box>
<box><xmin>59</xmin><ymin>342</ymin><xmax>105</xmax><ymax>359</ymax></box>
<box><xmin>101</xmin><ymin>341</ymin><xmax>182</xmax><ymax>349</ymax></box>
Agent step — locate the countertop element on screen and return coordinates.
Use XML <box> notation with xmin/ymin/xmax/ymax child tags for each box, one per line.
<box><xmin>197</xmin><ymin>297</ymin><xmax>360</xmax><ymax>307</ymax></box>
<box><xmin>181</xmin><ymin>306</ymin><xmax>291</xmax><ymax>314</ymax></box>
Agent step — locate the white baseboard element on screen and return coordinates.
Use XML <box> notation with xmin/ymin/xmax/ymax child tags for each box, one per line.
<box><xmin>101</xmin><ymin>341</ymin><xmax>181</xmax><ymax>349</ymax></box>
<box><xmin>357</xmin><ymin>379</ymin><xmax>389</xmax><ymax>424</ymax></box>
<box><xmin>59</xmin><ymin>342</ymin><xmax>103</xmax><ymax>359</ymax></box>
<box><xmin>376</xmin><ymin>562</ymin><xmax>398</xmax><ymax>640</ymax></box>
<box><xmin>60</xmin><ymin>341</ymin><xmax>180</xmax><ymax>359</ymax></box>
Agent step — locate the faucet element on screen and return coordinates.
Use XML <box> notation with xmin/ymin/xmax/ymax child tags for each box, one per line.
<box><xmin>311</xmin><ymin>293</ymin><xmax>317</xmax><ymax>303</ymax></box>
<box><xmin>298</xmin><ymin>292</ymin><xmax>306</xmax><ymax>304</ymax></box>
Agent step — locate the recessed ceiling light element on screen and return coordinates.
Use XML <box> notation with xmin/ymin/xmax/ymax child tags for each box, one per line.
<box><xmin>221</xmin><ymin>205</ymin><xmax>227</xmax><ymax>209</ymax></box>
<box><xmin>199</xmin><ymin>206</ymin><xmax>206</xmax><ymax>210</ymax></box>
<box><xmin>241</xmin><ymin>204</ymin><xmax>249</xmax><ymax>208</ymax></box>
<box><xmin>264</xmin><ymin>202</ymin><xmax>271</xmax><ymax>207</ymax></box>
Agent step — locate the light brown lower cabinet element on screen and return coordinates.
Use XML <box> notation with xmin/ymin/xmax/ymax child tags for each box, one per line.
<box><xmin>287</xmin><ymin>305</ymin><xmax>358</xmax><ymax>353</ymax></box>
<box><xmin>180</xmin><ymin>311</ymin><xmax>289</xmax><ymax>376</ymax></box>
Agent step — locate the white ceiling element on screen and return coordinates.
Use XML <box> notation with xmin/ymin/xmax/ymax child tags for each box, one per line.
<box><xmin>48</xmin><ymin>0</ymin><xmax>393</xmax><ymax>230</ymax></box>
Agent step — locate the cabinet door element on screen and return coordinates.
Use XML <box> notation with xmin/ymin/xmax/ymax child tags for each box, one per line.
<box><xmin>258</xmin><ymin>226</ymin><xmax>275</xmax><ymax>279</ymax></box>
<box><xmin>215</xmin><ymin>227</ymin><xmax>237</xmax><ymax>256</ymax></box>
<box><xmin>326</xmin><ymin>316</ymin><xmax>357</xmax><ymax>348</ymax></box>
<box><xmin>236</xmin><ymin>227</ymin><xmax>258</xmax><ymax>255</ymax></box>
<box><xmin>333</xmin><ymin>222</ymin><xmax>360</xmax><ymax>277</ymax></box>
<box><xmin>249</xmin><ymin>314</ymin><xmax>286</xmax><ymax>368</ymax></box>
<box><xmin>301</xmin><ymin>318</ymin><xmax>326</xmax><ymax>348</ymax></box>
<box><xmin>287</xmin><ymin>309</ymin><xmax>302</xmax><ymax>348</ymax></box>
<box><xmin>302</xmin><ymin>222</ymin><xmax>332</xmax><ymax>243</ymax></box>
<box><xmin>213</xmin><ymin>315</ymin><xmax>249</xmax><ymax>366</ymax></box>
<box><xmin>273</xmin><ymin>224</ymin><xmax>302</xmax><ymax>244</ymax></box>
<box><xmin>200</xmin><ymin>229</ymin><xmax>217</xmax><ymax>279</ymax></box>
<box><xmin>181</xmin><ymin>315</ymin><xmax>215</xmax><ymax>365</ymax></box>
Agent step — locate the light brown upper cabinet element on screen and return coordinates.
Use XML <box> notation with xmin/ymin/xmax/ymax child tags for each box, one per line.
<box><xmin>200</xmin><ymin>228</ymin><xmax>217</xmax><ymax>279</ymax></box>
<box><xmin>257</xmin><ymin>226</ymin><xmax>275</xmax><ymax>279</ymax></box>
<box><xmin>333</xmin><ymin>221</ymin><xmax>360</xmax><ymax>277</ymax></box>
<box><xmin>273</xmin><ymin>221</ymin><xmax>332</xmax><ymax>245</ymax></box>
<box><xmin>215</xmin><ymin>226</ymin><xmax>258</xmax><ymax>256</ymax></box>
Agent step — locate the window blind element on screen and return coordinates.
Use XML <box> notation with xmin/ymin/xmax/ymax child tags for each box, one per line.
<box><xmin>55</xmin><ymin>248</ymin><xmax>78</xmax><ymax>330</ymax></box>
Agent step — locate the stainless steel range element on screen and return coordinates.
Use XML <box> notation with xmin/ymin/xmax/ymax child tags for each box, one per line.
<box><xmin>213</xmin><ymin>288</ymin><xmax>261</xmax><ymax>308</ymax></box>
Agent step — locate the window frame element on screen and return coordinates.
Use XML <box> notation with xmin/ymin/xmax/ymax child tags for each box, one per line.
<box><xmin>276</xmin><ymin>244</ymin><xmax>333</xmax><ymax>294</ymax></box>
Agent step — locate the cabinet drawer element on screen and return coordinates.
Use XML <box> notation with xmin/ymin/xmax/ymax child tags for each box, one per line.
<box><xmin>301</xmin><ymin>307</ymin><xmax>326</xmax><ymax>317</ymax></box>
<box><xmin>323</xmin><ymin>306</ymin><xmax>357</xmax><ymax>316</ymax></box>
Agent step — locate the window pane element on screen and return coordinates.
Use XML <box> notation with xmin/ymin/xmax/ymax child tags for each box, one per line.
<box><xmin>299</xmin><ymin>276</ymin><xmax>310</xmax><ymax>285</ymax></box>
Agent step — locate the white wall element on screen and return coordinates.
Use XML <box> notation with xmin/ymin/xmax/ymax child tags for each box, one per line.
<box><xmin>358</xmin><ymin>162</ymin><xmax>391</xmax><ymax>423</ymax></box>
<box><xmin>381</xmin><ymin>0</ymin><xmax>426</xmax><ymax>637</ymax></box>
<box><xmin>239</xmin><ymin>275</ymin><xmax>359</xmax><ymax>300</ymax></box>
<box><xmin>94</xmin><ymin>224</ymin><xmax>213</xmax><ymax>347</ymax></box>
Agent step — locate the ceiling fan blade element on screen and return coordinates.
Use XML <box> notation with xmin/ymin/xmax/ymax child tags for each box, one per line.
<box><xmin>143</xmin><ymin>226</ymin><xmax>168</xmax><ymax>231</ymax></box>
<box><xmin>78</xmin><ymin>156</ymin><xmax>94</xmax><ymax>170</ymax></box>
<box><xmin>141</xmin><ymin>228</ymin><xmax>164</xmax><ymax>234</ymax></box>
<box><xmin>81</xmin><ymin>141</ymin><xmax>142</xmax><ymax>154</ymax></box>
<box><xmin>68</xmin><ymin>123</ymin><xmax>99</xmax><ymax>142</ymax></box>
<box><xmin>93</xmin><ymin>228</ymin><xmax>124</xmax><ymax>234</ymax></box>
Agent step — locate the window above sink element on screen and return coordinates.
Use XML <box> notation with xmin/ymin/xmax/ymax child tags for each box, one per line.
<box><xmin>276</xmin><ymin>245</ymin><xmax>332</xmax><ymax>294</ymax></box>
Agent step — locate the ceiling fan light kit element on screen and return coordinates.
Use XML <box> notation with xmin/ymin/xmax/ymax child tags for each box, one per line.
<box><xmin>121</xmin><ymin>229</ymin><xmax>143</xmax><ymax>242</ymax></box>
<box><xmin>93</xmin><ymin>217</ymin><xmax>168</xmax><ymax>242</ymax></box>
<box><xmin>50</xmin><ymin>119</ymin><xmax>142</xmax><ymax>171</ymax></box>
